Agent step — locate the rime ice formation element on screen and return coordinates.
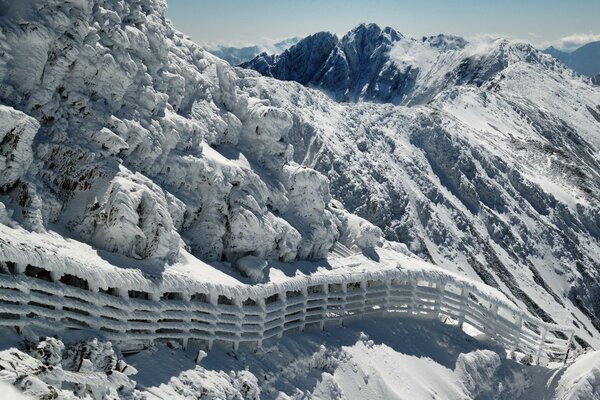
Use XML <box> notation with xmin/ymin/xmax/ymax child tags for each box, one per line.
<box><xmin>0</xmin><ymin>106</ymin><xmax>38</xmax><ymax>190</ymax></box>
<box><xmin>1</xmin><ymin>0</ymin><xmax>600</xmax><ymax>398</ymax></box>
<box><xmin>0</xmin><ymin>0</ymin><xmax>376</xmax><ymax>264</ymax></box>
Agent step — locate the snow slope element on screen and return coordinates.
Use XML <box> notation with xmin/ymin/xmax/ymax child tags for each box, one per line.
<box><xmin>238</xmin><ymin>25</ymin><xmax>600</xmax><ymax>349</ymax></box>
<box><xmin>2</xmin><ymin>320</ymin><xmax>599</xmax><ymax>399</ymax></box>
<box><xmin>1</xmin><ymin>0</ymin><xmax>600</xmax><ymax>398</ymax></box>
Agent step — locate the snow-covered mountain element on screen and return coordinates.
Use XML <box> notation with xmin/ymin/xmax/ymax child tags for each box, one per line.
<box><xmin>241</xmin><ymin>24</ymin><xmax>410</xmax><ymax>104</ymax></box>
<box><xmin>544</xmin><ymin>42</ymin><xmax>600</xmax><ymax>77</ymax></box>
<box><xmin>2</xmin><ymin>1</ymin><xmax>600</xmax><ymax>398</ymax></box>
<box><xmin>241</xmin><ymin>24</ymin><xmax>520</xmax><ymax>105</ymax></box>
<box><xmin>240</xmin><ymin>24</ymin><xmax>600</xmax><ymax>344</ymax></box>
<box><xmin>206</xmin><ymin>37</ymin><xmax>300</xmax><ymax>65</ymax></box>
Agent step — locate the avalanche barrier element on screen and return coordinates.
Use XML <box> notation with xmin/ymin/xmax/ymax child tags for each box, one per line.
<box><xmin>0</xmin><ymin>247</ymin><xmax>575</xmax><ymax>366</ymax></box>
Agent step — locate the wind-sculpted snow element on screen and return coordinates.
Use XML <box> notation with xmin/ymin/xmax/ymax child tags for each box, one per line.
<box><xmin>0</xmin><ymin>106</ymin><xmax>38</xmax><ymax>190</ymax></box>
<box><xmin>1</xmin><ymin>2</ymin><xmax>600</xmax><ymax>397</ymax></box>
<box><xmin>0</xmin><ymin>0</ymin><xmax>381</xmax><ymax>264</ymax></box>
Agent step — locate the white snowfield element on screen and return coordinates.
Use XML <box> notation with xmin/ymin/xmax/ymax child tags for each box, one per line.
<box><xmin>0</xmin><ymin>225</ymin><xmax>574</xmax><ymax>366</ymax></box>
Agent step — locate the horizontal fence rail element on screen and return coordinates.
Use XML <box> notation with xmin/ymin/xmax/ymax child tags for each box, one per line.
<box><xmin>0</xmin><ymin>259</ymin><xmax>574</xmax><ymax>366</ymax></box>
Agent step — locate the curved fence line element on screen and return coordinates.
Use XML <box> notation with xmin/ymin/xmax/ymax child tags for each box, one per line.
<box><xmin>0</xmin><ymin>258</ymin><xmax>574</xmax><ymax>366</ymax></box>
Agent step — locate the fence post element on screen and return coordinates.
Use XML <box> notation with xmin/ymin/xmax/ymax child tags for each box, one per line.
<box><xmin>14</xmin><ymin>263</ymin><xmax>26</xmax><ymax>274</ymax></box>
<box><xmin>510</xmin><ymin>316</ymin><xmax>523</xmax><ymax>359</ymax></box>
<box><xmin>320</xmin><ymin>284</ymin><xmax>329</xmax><ymax>331</ymax></box>
<box><xmin>563</xmin><ymin>331</ymin><xmax>575</xmax><ymax>364</ymax></box>
<box><xmin>436</xmin><ymin>283</ymin><xmax>446</xmax><ymax>320</ymax></box>
<box><xmin>300</xmin><ymin>286</ymin><xmax>308</xmax><ymax>332</ymax></box>
<box><xmin>277</xmin><ymin>291</ymin><xmax>287</xmax><ymax>339</ymax></box>
<box><xmin>340</xmin><ymin>283</ymin><xmax>347</xmax><ymax>326</ymax></box>
<box><xmin>488</xmin><ymin>304</ymin><xmax>499</xmax><ymax>339</ymax></box>
<box><xmin>256</xmin><ymin>297</ymin><xmax>266</xmax><ymax>350</ymax></box>
<box><xmin>359</xmin><ymin>281</ymin><xmax>368</xmax><ymax>318</ymax></box>
<box><xmin>457</xmin><ymin>288</ymin><xmax>469</xmax><ymax>329</ymax></box>
<box><xmin>207</xmin><ymin>292</ymin><xmax>218</xmax><ymax>351</ymax></box>
<box><xmin>534</xmin><ymin>327</ymin><xmax>547</xmax><ymax>365</ymax></box>
<box><xmin>409</xmin><ymin>281</ymin><xmax>417</xmax><ymax>315</ymax></box>
<box><xmin>233</xmin><ymin>297</ymin><xmax>243</xmax><ymax>350</ymax></box>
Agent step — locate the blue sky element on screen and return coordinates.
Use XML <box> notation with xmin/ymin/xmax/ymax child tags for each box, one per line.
<box><xmin>165</xmin><ymin>0</ymin><xmax>600</xmax><ymax>51</ymax></box>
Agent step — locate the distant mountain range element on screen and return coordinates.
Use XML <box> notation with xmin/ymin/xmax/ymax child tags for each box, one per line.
<box><xmin>205</xmin><ymin>37</ymin><xmax>300</xmax><ymax>65</ymax></box>
<box><xmin>543</xmin><ymin>41</ymin><xmax>600</xmax><ymax>77</ymax></box>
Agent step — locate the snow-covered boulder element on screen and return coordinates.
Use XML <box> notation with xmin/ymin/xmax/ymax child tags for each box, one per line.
<box><xmin>234</xmin><ymin>255</ymin><xmax>268</xmax><ymax>282</ymax></box>
<box><xmin>0</xmin><ymin>106</ymin><xmax>38</xmax><ymax>189</ymax></box>
<box><xmin>0</xmin><ymin>337</ymin><xmax>136</xmax><ymax>400</ymax></box>
<box><xmin>77</xmin><ymin>167</ymin><xmax>182</xmax><ymax>261</ymax></box>
<box><xmin>330</xmin><ymin>200</ymin><xmax>383</xmax><ymax>252</ymax></box>
<box><xmin>282</xmin><ymin>164</ymin><xmax>339</xmax><ymax>259</ymax></box>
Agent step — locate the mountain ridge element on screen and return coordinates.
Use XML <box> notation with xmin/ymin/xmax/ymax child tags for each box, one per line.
<box><xmin>241</xmin><ymin>24</ymin><xmax>561</xmax><ymax>106</ymax></box>
<box><xmin>237</xmin><ymin>23</ymin><xmax>600</xmax><ymax>347</ymax></box>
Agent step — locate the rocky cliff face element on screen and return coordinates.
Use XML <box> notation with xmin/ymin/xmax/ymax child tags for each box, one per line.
<box><xmin>241</xmin><ymin>24</ymin><xmax>551</xmax><ymax>106</ymax></box>
<box><xmin>241</xmin><ymin>24</ymin><xmax>408</xmax><ymax>103</ymax></box>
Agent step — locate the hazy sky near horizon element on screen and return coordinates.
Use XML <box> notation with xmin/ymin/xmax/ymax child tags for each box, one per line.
<box><xmin>165</xmin><ymin>0</ymin><xmax>600</xmax><ymax>51</ymax></box>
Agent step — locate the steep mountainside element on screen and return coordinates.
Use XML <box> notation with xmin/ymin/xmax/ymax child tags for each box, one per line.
<box><xmin>544</xmin><ymin>42</ymin><xmax>600</xmax><ymax>77</ymax></box>
<box><xmin>239</xmin><ymin>25</ymin><xmax>600</xmax><ymax>345</ymax></box>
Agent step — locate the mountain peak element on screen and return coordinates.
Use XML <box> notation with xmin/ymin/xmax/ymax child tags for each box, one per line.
<box><xmin>241</xmin><ymin>27</ymin><xmax>556</xmax><ymax>105</ymax></box>
<box><xmin>343</xmin><ymin>23</ymin><xmax>402</xmax><ymax>45</ymax></box>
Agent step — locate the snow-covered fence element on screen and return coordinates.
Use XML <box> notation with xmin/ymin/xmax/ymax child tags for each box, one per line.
<box><xmin>0</xmin><ymin>259</ymin><xmax>574</xmax><ymax>365</ymax></box>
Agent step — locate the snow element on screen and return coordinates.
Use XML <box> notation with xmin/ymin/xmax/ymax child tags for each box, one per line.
<box><xmin>0</xmin><ymin>382</ymin><xmax>31</xmax><ymax>400</ymax></box>
<box><xmin>0</xmin><ymin>0</ymin><xmax>600</xmax><ymax>397</ymax></box>
<box><xmin>239</xmin><ymin>28</ymin><xmax>600</xmax><ymax>347</ymax></box>
<box><xmin>0</xmin><ymin>106</ymin><xmax>38</xmax><ymax>190</ymax></box>
<box><xmin>556</xmin><ymin>351</ymin><xmax>600</xmax><ymax>400</ymax></box>
<box><xmin>1</xmin><ymin>317</ymin><xmax>592</xmax><ymax>399</ymax></box>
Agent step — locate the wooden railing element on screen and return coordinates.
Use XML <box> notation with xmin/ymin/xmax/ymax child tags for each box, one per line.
<box><xmin>0</xmin><ymin>259</ymin><xmax>574</xmax><ymax>365</ymax></box>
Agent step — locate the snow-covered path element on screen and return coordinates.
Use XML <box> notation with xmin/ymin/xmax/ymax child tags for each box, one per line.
<box><xmin>0</xmin><ymin>225</ymin><xmax>574</xmax><ymax>366</ymax></box>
